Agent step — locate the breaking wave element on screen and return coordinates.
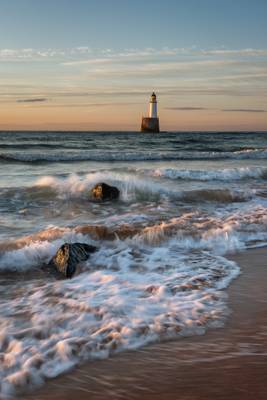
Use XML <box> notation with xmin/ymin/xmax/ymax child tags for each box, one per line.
<box><xmin>0</xmin><ymin>190</ymin><xmax>267</xmax><ymax>397</ymax></box>
<box><xmin>1</xmin><ymin>204</ymin><xmax>267</xmax><ymax>395</ymax></box>
<box><xmin>1</xmin><ymin>132</ymin><xmax>267</xmax><ymax>397</ymax></box>
<box><xmin>1</xmin><ymin>148</ymin><xmax>267</xmax><ymax>163</ymax></box>
<box><xmin>145</xmin><ymin>166</ymin><xmax>267</xmax><ymax>181</ymax></box>
<box><xmin>1</xmin><ymin>172</ymin><xmax>252</xmax><ymax>207</ymax></box>
<box><xmin>1</xmin><ymin>205</ymin><xmax>267</xmax><ymax>272</ymax></box>
<box><xmin>34</xmin><ymin>174</ymin><xmax>250</xmax><ymax>203</ymax></box>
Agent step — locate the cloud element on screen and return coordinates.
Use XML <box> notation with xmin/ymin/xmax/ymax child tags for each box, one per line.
<box><xmin>61</xmin><ymin>47</ymin><xmax>267</xmax><ymax>69</ymax></box>
<box><xmin>166</xmin><ymin>106</ymin><xmax>267</xmax><ymax>113</ymax></box>
<box><xmin>221</xmin><ymin>108</ymin><xmax>266</xmax><ymax>113</ymax></box>
<box><xmin>32</xmin><ymin>102</ymin><xmax>140</xmax><ymax>108</ymax></box>
<box><xmin>0</xmin><ymin>48</ymin><xmax>63</xmax><ymax>60</ymax></box>
<box><xmin>63</xmin><ymin>57</ymin><xmax>114</xmax><ymax>66</ymax></box>
<box><xmin>73</xmin><ymin>47</ymin><xmax>92</xmax><ymax>54</ymax></box>
<box><xmin>61</xmin><ymin>57</ymin><xmax>267</xmax><ymax>83</ymax></box>
<box><xmin>1</xmin><ymin>46</ymin><xmax>267</xmax><ymax>63</ymax></box>
<box><xmin>165</xmin><ymin>106</ymin><xmax>208</xmax><ymax>111</ymax></box>
<box><xmin>73</xmin><ymin>60</ymin><xmax>239</xmax><ymax>79</ymax></box>
<box><xmin>17</xmin><ymin>98</ymin><xmax>48</xmax><ymax>103</ymax></box>
<box><xmin>62</xmin><ymin>55</ymin><xmax>237</xmax><ymax>68</ymax></box>
<box><xmin>5</xmin><ymin>85</ymin><xmax>265</xmax><ymax>103</ymax></box>
<box><xmin>0</xmin><ymin>47</ymin><xmax>92</xmax><ymax>61</ymax></box>
<box><xmin>1</xmin><ymin>46</ymin><xmax>181</xmax><ymax>62</ymax></box>
<box><xmin>202</xmin><ymin>48</ymin><xmax>267</xmax><ymax>57</ymax></box>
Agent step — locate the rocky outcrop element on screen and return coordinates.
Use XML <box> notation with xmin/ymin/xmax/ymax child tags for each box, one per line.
<box><xmin>49</xmin><ymin>242</ymin><xmax>97</xmax><ymax>278</ymax></box>
<box><xmin>92</xmin><ymin>182</ymin><xmax>120</xmax><ymax>201</ymax></box>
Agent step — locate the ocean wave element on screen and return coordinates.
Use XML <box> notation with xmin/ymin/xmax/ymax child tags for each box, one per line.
<box><xmin>2</xmin><ymin>130</ymin><xmax>267</xmax><ymax>396</ymax></box>
<box><xmin>1</xmin><ymin>172</ymin><xmax>251</xmax><ymax>206</ymax></box>
<box><xmin>33</xmin><ymin>173</ymin><xmax>253</xmax><ymax>203</ymax></box>
<box><xmin>1</xmin><ymin>205</ymin><xmax>267</xmax><ymax>271</ymax></box>
<box><xmin>34</xmin><ymin>173</ymin><xmax>166</xmax><ymax>203</ymax></box>
<box><xmin>1</xmin><ymin>148</ymin><xmax>267</xmax><ymax>163</ymax></box>
<box><xmin>146</xmin><ymin>166</ymin><xmax>267</xmax><ymax>181</ymax></box>
<box><xmin>35</xmin><ymin>173</ymin><xmax>249</xmax><ymax>201</ymax></box>
<box><xmin>2</xmin><ymin>204</ymin><xmax>267</xmax><ymax>395</ymax></box>
<box><xmin>0</xmin><ymin>172</ymin><xmax>163</xmax><ymax>205</ymax></box>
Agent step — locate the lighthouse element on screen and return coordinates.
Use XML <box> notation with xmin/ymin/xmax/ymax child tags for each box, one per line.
<box><xmin>149</xmin><ymin>92</ymin><xmax>158</xmax><ymax>118</ymax></box>
<box><xmin>141</xmin><ymin>92</ymin><xmax>160</xmax><ymax>133</ymax></box>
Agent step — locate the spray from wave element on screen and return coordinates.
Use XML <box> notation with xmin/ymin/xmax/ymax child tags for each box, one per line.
<box><xmin>1</xmin><ymin>172</ymin><xmax>253</xmax><ymax>208</ymax></box>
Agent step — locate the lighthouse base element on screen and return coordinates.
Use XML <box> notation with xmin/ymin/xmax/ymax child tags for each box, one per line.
<box><xmin>141</xmin><ymin>117</ymin><xmax>160</xmax><ymax>133</ymax></box>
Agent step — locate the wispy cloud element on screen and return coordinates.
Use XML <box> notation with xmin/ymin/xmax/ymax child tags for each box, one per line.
<box><xmin>63</xmin><ymin>58</ymin><xmax>115</xmax><ymax>66</ymax></box>
<box><xmin>1</xmin><ymin>46</ymin><xmax>267</xmax><ymax>63</ymax></box>
<box><xmin>0</xmin><ymin>48</ymin><xmax>65</xmax><ymax>60</ymax></box>
<box><xmin>165</xmin><ymin>107</ymin><xmax>208</xmax><ymax>111</ymax></box>
<box><xmin>16</xmin><ymin>98</ymin><xmax>48</xmax><ymax>103</ymax></box>
<box><xmin>3</xmin><ymin>85</ymin><xmax>265</xmax><ymax>103</ymax></box>
<box><xmin>30</xmin><ymin>102</ymin><xmax>140</xmax><ymax>108</ymax></box>
<box><xmin>0</xmin><ymin>47</ymin><xmax>92</xmax><ymax>61</ymax></box>
<box><xmin>72</xmin><ymin>60</ymin><xmax>241</xmax><ymax>79</ymax></box>
<box><xmin>222</xmin><ymin>108</ymin><xmax>266</xmax><ymax>113</ymax></box>
<box><xmin>166</xmin><ymin>106</ymin><xmax>266</xmax><ymax>113</ymax></box>
<box><xmin>202</xmin><ymin>48</ymin><xmax>267</xmax><ymax>57</ymax></box>
<box><xmin>1</xmin><ymin>46</ymin><xmax>267</xmax><ymax>119</ymax></box>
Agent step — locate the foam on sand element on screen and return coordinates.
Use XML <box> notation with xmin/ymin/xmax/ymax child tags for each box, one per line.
<box><xmin>1</xmin><ymin>203</ymin><xmax>267</xmax><ymax>396</ymax></box>
<box><xmin>0</xmin><ymin>241</ymin><xmax>239</xmax><ymax>397</ymax></box>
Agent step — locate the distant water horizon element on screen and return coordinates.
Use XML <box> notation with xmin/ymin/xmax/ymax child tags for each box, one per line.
<box><xmin>1</xmin><ymin>131</ymin><xmax>267</xmax><ymax>163</ymax></box>
<box><xmin>6</xmin><ymin>130</ymin><xmax>265</xmax><ymax>133</ymax></box>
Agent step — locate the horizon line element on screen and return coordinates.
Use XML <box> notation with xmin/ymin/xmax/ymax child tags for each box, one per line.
<box><xmin>1</xmin><ymin>129</ymin><xmax>267</xmax><ymax>133</ymax></box>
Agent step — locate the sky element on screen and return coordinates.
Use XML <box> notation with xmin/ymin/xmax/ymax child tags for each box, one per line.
<box><xmin>0</xmin><ymin>0</ymin><xmax>267</xmax><ymax>131</ymax></box>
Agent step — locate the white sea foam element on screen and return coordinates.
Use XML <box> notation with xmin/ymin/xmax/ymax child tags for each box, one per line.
<box><xmin>32</xmin><ymin>172</ymin><xmax>252</xmax><ymax>205</ymax></box>
<box><xmin>0</xmin><ymin>239</ymin><xmax>239</xmax><ymax>397</ymax></box>
<box><xmin>1</xmin><ymin>204</ymin><xmax>267</xmax><ymax>274</ymax></box>
<box><xmin>34</xmin><ymin>172</ymin><xmax>168</xmax><ymax>202</ymax></box>
<box><xmin>142</xmin><ymin>166</ymin><xmax>267</xmax><ymax>181</ymax></box>
<box><xmin>3</xmin><ymin>205</ymin><xmax>267</xmax><ymax>395</ymax></box>
<box><xmin>0</xmin><ymin>232</ymin><xmax>94</xmax><ymax>272</ymax></box>
<box><xmin>1</xmin><ymin>170</ymin><xmax>256</xmax><ymax>215</ymax></box>
<box><xmin>2</xmin><ymin>132</ymin><xmax>267</xmax><ymax>397</ymax></box>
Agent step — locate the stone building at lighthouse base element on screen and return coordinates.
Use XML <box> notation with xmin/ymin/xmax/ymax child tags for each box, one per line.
<box><xmin>141</xmin><ymin>117</ymin><xmax>160</xmax><ymax>133</ymax></box>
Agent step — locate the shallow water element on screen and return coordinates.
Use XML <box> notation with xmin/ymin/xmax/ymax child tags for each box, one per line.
<box><xmin>1</xmin><ymin>131</ymin><xmax>267</xmax><ymax>397</ymax></box>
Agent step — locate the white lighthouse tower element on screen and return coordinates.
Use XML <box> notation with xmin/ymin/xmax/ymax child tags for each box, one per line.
<box><xmin>149</xmin><ymin>92</ymin><xmax>157</xmax><ymax>118</ymax></box>
<box><xmin>141</xmin><ymin>92</ymin><xmax>160</xmax><ymax>133</ymax></box>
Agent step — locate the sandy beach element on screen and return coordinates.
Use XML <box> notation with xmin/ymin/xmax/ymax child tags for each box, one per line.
<box><xmin>21</xmin><ymin>246</ymin><xmax>267</xmax><ymax>400</ymax></box>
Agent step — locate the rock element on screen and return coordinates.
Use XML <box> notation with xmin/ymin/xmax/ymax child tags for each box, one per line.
<box><xmin>50</xmin><ymin>242</ymin><xmax>97</xmax><ymax>278</ymax></box>
<box><xmin>92</xmin><ymin>182</ymin><xmax>120</xmax><ymax>201</ymax></box>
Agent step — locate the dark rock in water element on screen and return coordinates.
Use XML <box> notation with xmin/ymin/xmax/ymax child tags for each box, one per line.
<box><xmin>50</xmin><ymin>242</ymin><xmax>97</xmax><ymax>278</ymax></box>
<box><xmin>92</xmin><ymin>182</ymin><xmax>120</xmax><ymax>201</ymax></box>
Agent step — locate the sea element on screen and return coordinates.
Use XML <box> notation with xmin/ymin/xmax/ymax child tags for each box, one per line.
<box><xmin>1</xmin><ymin>131</ymin><xmax>267</xmax><ymax>397</ymax></box>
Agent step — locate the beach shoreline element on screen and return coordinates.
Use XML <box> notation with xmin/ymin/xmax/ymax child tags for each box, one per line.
<box><xmin>21</xmin><ymin>246</ymin><xmax>267</xmax><ymax>400</ymax></box>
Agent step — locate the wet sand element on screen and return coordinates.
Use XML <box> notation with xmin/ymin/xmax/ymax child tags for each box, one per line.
<box><xmin>24</xmin><ymin>247</ymin><xmax>267</xmax><ymax>400</ymax></box>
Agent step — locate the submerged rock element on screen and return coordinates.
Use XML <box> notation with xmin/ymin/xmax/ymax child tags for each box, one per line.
<box><xmin>50</xmin><ymin>242</ymin><xmax>97</xmax><ymax>278</ymax></box>
<box><xmin>92</xmin><ymin>182</ymin><xmax>120</xmax><ymax>201</ymax></box>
